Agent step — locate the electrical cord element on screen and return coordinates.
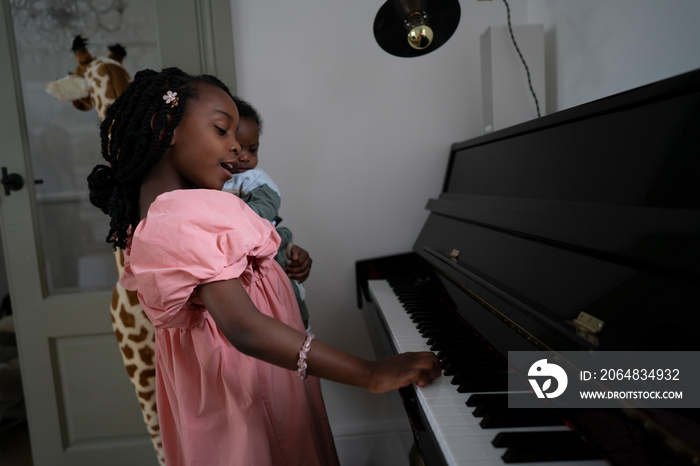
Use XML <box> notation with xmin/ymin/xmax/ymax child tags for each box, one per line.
<box><xmin>502</xmin><ymin>0</ymin><xmax>541</xmax><ymax>118</ymax></box>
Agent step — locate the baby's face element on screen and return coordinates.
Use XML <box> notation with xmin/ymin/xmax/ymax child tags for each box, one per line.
<box><xmin>234</xmin><ymin>117</ymin><xmax>259</xmax><ymax>172</ymax></box>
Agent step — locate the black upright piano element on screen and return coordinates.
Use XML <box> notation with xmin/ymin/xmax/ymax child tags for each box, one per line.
<box><xmin>357</xmin><ymin>68</ymin><xmax>700</xmax><ymax>466</ymax></box>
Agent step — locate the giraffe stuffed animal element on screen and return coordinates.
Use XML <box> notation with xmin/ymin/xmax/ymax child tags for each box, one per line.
<box><xmin>112</xmin><ymin>250</ymin><xmax>164</xmax><ymax>466</ymax></box>
<box><xmin>45</xmin><ymin>36</ymin><xmax>164</xmax><ymax>465</ymax></box>
<box><xmin>45</xmin><ymin>35</ymin><xmax>131</xmax><ymax>121</ymax></box>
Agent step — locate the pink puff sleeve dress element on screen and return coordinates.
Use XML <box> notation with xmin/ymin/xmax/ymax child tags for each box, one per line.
<box><xmin>119</xmin><ymin>189</ymin><xmax>339</xmax><ymax>466</ymax></box>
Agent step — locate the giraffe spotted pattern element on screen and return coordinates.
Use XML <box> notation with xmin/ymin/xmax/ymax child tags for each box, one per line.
<box><xmin>111</xmin><ymin>249</ymin><xmax>163</xmax><ymax>466</ymax></box>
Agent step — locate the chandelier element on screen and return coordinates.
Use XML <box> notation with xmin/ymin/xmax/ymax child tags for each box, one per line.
<box><xmin>9</xmin><ymin>0</ymin><xmax>127</xmax><ymax>54</ymax></box>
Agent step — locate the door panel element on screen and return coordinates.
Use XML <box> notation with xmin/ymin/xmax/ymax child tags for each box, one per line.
<box><xmin>0</xmin><ymin>1</ymin><xmax>236</xmax><ymax>464</ymax></box>
<box><xmin>53</xmin><ymin>334</ymin><xmax>145</xmax><ymax>443</ymax></box>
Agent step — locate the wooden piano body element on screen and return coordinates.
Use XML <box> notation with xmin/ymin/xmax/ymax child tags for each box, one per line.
<box><xmin>357</xmin><ymin>68</ymin><xmax>700</xmax><ymax>465</ymax></box>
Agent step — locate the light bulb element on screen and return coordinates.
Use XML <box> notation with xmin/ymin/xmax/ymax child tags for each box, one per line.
<box><xmin>407</xmin><ymin>24</ymin><xmax>433</xmax><ymax>49</ymax></box>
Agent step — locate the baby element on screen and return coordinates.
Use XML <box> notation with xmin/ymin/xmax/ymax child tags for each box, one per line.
<box><xmin>223</xmin><ymin>96</ymin><xmax>310</xmax><ymax>328</ymax></box>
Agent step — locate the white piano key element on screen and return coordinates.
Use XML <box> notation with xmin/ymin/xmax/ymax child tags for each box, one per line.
<box><xmin>416</xmin><ymin>375</ymin><xmax>466</xmax><ymax>401</ymax></box>
<box><xmin>367</xmin><ymin>279</ymin><xmax>607</xmax><ymax>466</ymax></box>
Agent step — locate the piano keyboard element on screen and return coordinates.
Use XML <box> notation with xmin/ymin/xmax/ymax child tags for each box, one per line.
<box><xmin>367</xmin><ymin>279</ymin><xmax>608</xmax><ymax>466</ymax></box>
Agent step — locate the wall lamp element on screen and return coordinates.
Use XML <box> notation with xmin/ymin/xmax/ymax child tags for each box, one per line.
<box><xmin>373</xmin><ymin>0</ymin><xmax>461</xmax><ymax>57</ymax></box>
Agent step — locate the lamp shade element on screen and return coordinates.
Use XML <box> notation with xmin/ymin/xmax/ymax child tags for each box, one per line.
<box><xmin>373</xmin><ymin>0</ymin><xmax>461</xmax><ymax>57</ymax></box>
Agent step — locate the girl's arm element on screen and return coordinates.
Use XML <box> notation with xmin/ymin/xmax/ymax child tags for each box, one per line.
<box><xmin>197</xmin><ymin>278</ymin><xmax>441</xmax><ymax>393</ymax></box>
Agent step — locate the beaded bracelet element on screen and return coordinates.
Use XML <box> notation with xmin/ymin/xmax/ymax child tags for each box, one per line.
<box><xmin>295</xmin><ymin>332</ymin><xmax>315</xmax><ymax>379</ymax></box>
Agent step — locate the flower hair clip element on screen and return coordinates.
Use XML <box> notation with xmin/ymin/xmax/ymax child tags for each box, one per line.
<box><xmin>163</xmin><ymin>90</ymin><xmax>179</xmax><ymax>108</ymax></box>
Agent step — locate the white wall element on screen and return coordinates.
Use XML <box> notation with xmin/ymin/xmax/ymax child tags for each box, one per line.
<box><xmin>528</xmin><ymin>0</ymin><xmax>700</xmax><ymax>112</ymax></box>
<box><xmin>228</xmin><ymin>0</ymin><xmax>700</xmax><ymax>463</ymax></box>
<box><xmin>228</xmin><ymin>1</ymin><xmax>524</xmax><ymax>456</ymax></box>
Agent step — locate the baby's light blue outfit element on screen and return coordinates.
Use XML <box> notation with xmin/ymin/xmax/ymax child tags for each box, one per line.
<box><xmin>223</xmin><ymin>168</ymin><xmax>308</xmax><ymax>322</ymax></box>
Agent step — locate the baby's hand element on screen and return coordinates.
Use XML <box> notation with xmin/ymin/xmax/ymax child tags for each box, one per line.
<box><xmin>367</xmin><ymin>352</ymin><xmax>441</xmax><ymax>394</ymax></box>
<box><xmin>285</xmin><ymin>245</ymin><xmax>312</xmax><ymax>283</ymax></box>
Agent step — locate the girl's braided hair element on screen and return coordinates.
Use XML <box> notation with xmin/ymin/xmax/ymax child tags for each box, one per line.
<box><xmin>87</xmin><ymin>67</ymin><xmax>234</xmax><ymax>249</ymax></box>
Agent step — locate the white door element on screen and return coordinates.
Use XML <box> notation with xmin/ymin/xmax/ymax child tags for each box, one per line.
<box><xmin>0</xmin><ymin>1</ymin><xmax>236</xmax><ymax>464</ymax></box>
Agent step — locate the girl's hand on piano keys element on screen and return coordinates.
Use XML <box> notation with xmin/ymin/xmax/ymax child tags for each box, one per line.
<box><xmin>366</xmin><ymin>351</ymin><xmax>441</xmax><ymax>393</ymax></box>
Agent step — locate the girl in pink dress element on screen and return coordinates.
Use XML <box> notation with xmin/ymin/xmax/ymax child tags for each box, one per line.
<box><xmin>88</xmin><ymin>68</ymin><xmax>441</xmax><ymax>466</ymax></box>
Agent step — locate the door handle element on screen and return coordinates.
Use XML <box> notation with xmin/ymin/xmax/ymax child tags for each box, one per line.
<box><xmin>1</xmin><ymin>167</ymin><xmax>25</xmax><ymax>195</ymax></box>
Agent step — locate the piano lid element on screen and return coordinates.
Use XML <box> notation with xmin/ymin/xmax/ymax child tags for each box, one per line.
<box><xmin>414</xmin><ymin>68</ymin><xmax>700</xmax><ymax>353</ymax></box>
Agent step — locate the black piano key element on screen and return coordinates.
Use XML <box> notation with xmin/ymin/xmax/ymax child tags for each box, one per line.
<box><xmin>466</xmin><ymin>393</ymin><xmax>508</xmax><ymax>407</ymax></box>
<box><xmin>472</xmin><ymin>405</ymin><xmax>495</xmax><ymax>417</ymax></box>
<box><xmin>501</xmin><ymin>443</ymin><xmax>602</xmax><ymax>463</ymax></box>
<box><xmin>422</xmin><ymin>333</ymin><xmax>483</xmax><ymax>346</ymax></box>
<box><xmin>441</xmin><ymin>359</ymin><xmax>504</xmax><ymax>376</ymax></box>
<box><xmin>466</xmin><ymin>392</ymin><xmax>533</xmax><ymax>408</ymax></box>
<box><xmin>403</xmin><ymin>300</ymin><xmax>446</xmax><ymax>307</ymax></box>
<box><xmin>413</xmin><ymin>315</ymin><xmax>457</xmax><ymax>325</ymax></box>
<box><xmin>437</xmin><ymin>349</ymin><xmax>503</xmax><ymax>361</ymax></box>
<box><xmin>419</xmin><ymin>331</ymin><xmax>484</xmax><ymax>346</ymax></box>
<box><xmin>480</xmin><ymin>410</ymin><xmax>566</xmax><ymax>428</ymax></box>
<box><xmin>416</xmin><ymin>321</ymin><xmax>459</xmax><ymax>331</ymax></box>
<box><xmin>424</xmin><ymin>332</ymin><xmax>482</xmax><ymax>342</ymax></box>
<box><xmin>407</xmin><ymin>309</ymin><xmax>453</xmax><ymax>315</ymax></box>
<box><xmin>492</xmin><ymin>430</ymin><xmax>589</xmax><ymax>448</ymax></box>
<box><xmin>408</xmin><ymin>307</ymin><xmax>451</xmax><ymax>314</ymax></box>
<box><xmin>424</xmin><ymin>333</ymin><xmax>478</xmax><ymax>344</ymax></box>
<box><xmin>457</xmin><ymin>381</ymin><xmax>506</xmax><ymax>393</ymax></box>
<box><xmin>400</xmin><ymin>301</ymin><xmax>439</xmax><ymax>309</ymax></box>
<box><xmin>451</xmin><ymin>370</ymin><xmax>511</xmax><ymax>386</ymax></box>
<box><xmin>452</xmin><ymin>371</ymin><xmax>506</xmax><ymax>386</ymax></box>
<box><xmin>446</xmin><ymin>364</ymin><xmax>503</xmax><ymax>377</ymax></box>
<box><xmin>419</xmin><ymin>326</ymin><xmax>476</xmax><ymax>336</ymax></box>
<box><xmin>443</xmin><ymin>361</ymin><xmax>506</xmax><ymax>376</ymax></box>
<box><xmin>406</xmin><ymin>305</ymin><xmax>452</xmax><ymax>312</ymax></box>
<box><xmin>423</xmin><ymin>328</ymin><xmax>472</xmax><ymax>337</ymax></box>
<box><xmin>425</xmin><ymin>334</ymin><xmax>482</xmax><ymax>345</ymax></box>
<box><xmin>452</xmin><ymin>370</ymin><xmax>520</xmax><ymax>390</ymax></box>
<box><xmin>429</xmin><ymin>340</ymin><xmax>482</xmax><ymax>353</ymax></box>
<box><xmin>442</xmin><ymin>359</ymin><xmax>507</xmax><ymax>376</ymax></box>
